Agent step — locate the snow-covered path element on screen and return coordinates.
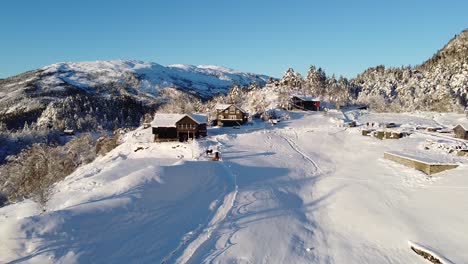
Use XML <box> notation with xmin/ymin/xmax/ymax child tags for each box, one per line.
<box><xmin>181</xmin><ymin>112</ymin><xmax>468</xmax><ymax>263</ymax></box>
<box><xmin>181</xmin><ymin>130</ymin><xmax>323</xmax><ymax>263</ymax></box>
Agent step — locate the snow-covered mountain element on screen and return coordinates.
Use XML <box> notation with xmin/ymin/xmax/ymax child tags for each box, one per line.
<box><xmin>352</xmin><ymin>29</ymin><xmax>468</xmax><ymax>111</ymax></box>
<box><xmin>0</xmin><ymin>60</ymin><xmax>269</xmax><ymax>129</ymax></box>
<box><xmin>36</xmin><ymin>60</ymin><xmax>270</xmax><ymax>99</ymax></box>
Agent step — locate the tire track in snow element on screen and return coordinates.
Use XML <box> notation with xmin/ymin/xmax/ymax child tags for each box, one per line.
<box><xmin>173</xmin><ymin>136</ymin><xmax>239</xmax><ymax>264</ymax></box>
<box><xmin>277</xmin><ymin>131</ymin><xmax>322</xmax><ymax>174</ymax></box>
<box><xmin>161</xmin><ymin>166</ymin><xmax>236</xmax><ymax>264</ymax></box>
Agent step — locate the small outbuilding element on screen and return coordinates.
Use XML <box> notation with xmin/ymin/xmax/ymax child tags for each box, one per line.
<box><xmin>290</xmin><ymin>96</ymin><xmax>320</xmax><ymax>111</ymax></box>
<box><xmin>384</xmin><ymin>151</ymin><xmax>458</xmax><ymax>175</ymax></box>
<box><xmin>214</xmin><ymin>104</ymin><xmax>248</xmax><ymax>127</ymax></box>
<box><xmin>453</xmin><ymin>124</ymin><xmax>468</xmax><ymax>140</ymax></box>
<box><xmin>362</xmin><ymin>129</ymin><xmax>372</xmax><ymax>136</ymax></box>
<box><xmin>151</xmin><ymin>113</ymin><xmax>208</xmax><ymax>142</ymax></box>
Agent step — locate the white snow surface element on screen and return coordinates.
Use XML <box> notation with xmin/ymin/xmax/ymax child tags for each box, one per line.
<box><xmin>1</xmin><ymin>111</ymin><xmax>468</xmax><ymax>263</ymax></box>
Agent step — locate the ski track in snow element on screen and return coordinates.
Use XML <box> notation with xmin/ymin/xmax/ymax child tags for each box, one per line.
<box><xmin>179</xmin><ymin>129</ymin><xmax>324</xmax><ymax>263</ymax></box>
<box><xmin>276</xmin><ymin>130</ymin><xmax>321</xmax><ymax>174</ymax></box>
<box><xmin>174</xmin><ymin>136</ymin><xmax>240</xmax><ymax>264</ymax></box>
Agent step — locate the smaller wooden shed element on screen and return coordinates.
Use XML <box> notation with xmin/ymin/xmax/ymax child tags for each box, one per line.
<box><xmin>453</xmin><ymin>124</ymin><xmax>468</xmax><ymax>140</ymax></box>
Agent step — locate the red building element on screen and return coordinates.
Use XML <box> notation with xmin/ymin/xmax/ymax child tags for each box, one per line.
<box><xmin>291</xmin><ymin>96</ymin><xmax>320</xmax><ymax>111</ymax></box>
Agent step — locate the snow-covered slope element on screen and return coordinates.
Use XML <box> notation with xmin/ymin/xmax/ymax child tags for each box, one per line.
<box><xmin>1</xmin><ymin>111</ymin><xmax>468</xmax><ymax>263</ymax></box>
<box><xmin>352</xmin><ymin>29</ymin><xmax>468</xmax><ymax>112</ymax></box>
<box><xmin>0</xmin><ymin>128</ymin><xmax>236</xmax><ymax>263</ymax></box>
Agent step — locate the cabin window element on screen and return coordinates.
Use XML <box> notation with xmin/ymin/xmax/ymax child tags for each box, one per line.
<box><xmin>229</xmin><ymin>106</ymin><xmax>235</xmax><ymax>113</ymax></box>
<box><xmin>236</xmin><ymin>110</ymin><xmax>240</xmax><ymax>114</ymax></box>
<box><xmin>229</xmin><ymin>115</ymin><xmax>237</xmax><ymax>119</ymax></box>
<box><xmin>178</xmin><ymin>124</ymin><xmax>195</xmax><ymax>129</ymax></box>
<box><xmin>224</xmin><ymin>110</ymin><xmax>228</xmax><ymax>113</ymax></box>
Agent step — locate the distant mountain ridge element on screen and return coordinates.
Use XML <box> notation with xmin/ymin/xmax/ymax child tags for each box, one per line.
<box><xmin>0</xmin><ymin>60</ymin><xmax>269</xmax><ymax>130</ymax></box>
<box><xmin>35</xmin><ymin>60</ymin><xmax>270</xmax><ymax>100</ymax></box>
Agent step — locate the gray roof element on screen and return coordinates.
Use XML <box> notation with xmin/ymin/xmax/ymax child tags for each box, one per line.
<box><xmin>189</xmin><ymin>113</ymin><xmax>208</xmax><ymax>124</ymax></box>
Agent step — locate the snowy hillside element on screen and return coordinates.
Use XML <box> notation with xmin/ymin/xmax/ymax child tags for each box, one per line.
<box><xmin>1</xmin><ymin>110</ymin><xmax>468</xmax><ymax>263</ymax></box>
<box><xmin>352</xmin><ymin>29</ymin><xmax>468</xmax><ymax>112</ymax></box>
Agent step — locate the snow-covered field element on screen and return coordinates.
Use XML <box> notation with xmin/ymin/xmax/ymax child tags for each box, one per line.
<box><xmin>1</xmin><ymin>111</ymin><xmax>468</xmax><ymax>263</ymax></box>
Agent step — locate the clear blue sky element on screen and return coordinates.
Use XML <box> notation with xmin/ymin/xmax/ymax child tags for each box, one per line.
<box><xmin>0</xmin><ymin>0</ymin><xmax>467</xmax><ymax>79</ymax></box>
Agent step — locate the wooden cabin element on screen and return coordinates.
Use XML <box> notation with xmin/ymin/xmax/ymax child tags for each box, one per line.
<box><xmin>151</xmin><ymin>113</ymin><xmax>207</xmax><ymax>142</ymax></box>
<box><xmin>453</xmin><ymin>124</ymin><xmax>468</xmax><ymax>140</ymax></box>
<box><xmin>291</xmin><ymin>96</ymin><xmax>320</xmax><ymax>111</ymax></box>
<box><xmin>215</xmin><ymin>104</ymin><xmax>248</xmax><ymax>127</ymax></box>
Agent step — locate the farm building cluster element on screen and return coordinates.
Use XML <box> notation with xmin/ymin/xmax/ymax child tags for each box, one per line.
<box><xmin>342</xmin><ymin>118</ymin><xmax>468</xmax><ymax>175</ymax></box>
<box><xmin>150</xmin><ymin>96</ymin><xmax>323</xmax><ymax>142</ymax></box>
<box><xmin>149</xmin><ymin>96</ymin><xmax>468</xmax><ymax>177</ymax></box>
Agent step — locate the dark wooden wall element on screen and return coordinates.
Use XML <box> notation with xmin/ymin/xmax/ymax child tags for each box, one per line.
<box><xmin>216</xmin><ymin>105</ymin><xmax>246</xmax><ymax>126</ymax></box>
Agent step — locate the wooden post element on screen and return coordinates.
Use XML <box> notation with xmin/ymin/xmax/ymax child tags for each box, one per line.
<box><xmin>212</xmin><ymin>152</ymin><xmax>220</xmax><ymax>161</ymax></box>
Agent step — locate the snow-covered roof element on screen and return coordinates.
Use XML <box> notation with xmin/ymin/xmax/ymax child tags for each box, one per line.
<box><xmin>454</xmin><ymin>124</ymin><xmax>467</xmax><ymax>131</ymax></box>
<box><xmin>292</xmin><ymin>95</ymin><xmax>320</xmax><ymax>101</ymax></box>
<box><xmin>215</xmin><ymin>103</ymin><xmax>247</xmax><ymax>113</ymax></box>
<box><xmin>151</xmin><ymin>113</ymin><xmax>208</xmax><ymax>128</ymax></box>
<box><xmin>215</xmin><ymin>104</ymin><xmax>232</xmax><ymax>110</ymax></box>
<box><xmin>151</xmin><ymin>113</ymin><xmax>186</xmax><ymax>128</ymax></box>
<box><xmin>385</xmin><ymin>151</ymin><xmax>457</xmax><ymax>165</ymax></box>
<box><xmin>189</xmin><ymin>114</ymin><xmax>208</xmax><ymax>124</ymax></box>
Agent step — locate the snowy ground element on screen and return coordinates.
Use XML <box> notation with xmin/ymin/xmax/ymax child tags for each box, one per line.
<box><xmin>1</xmin><ymin>111</ymin><xmax>468</xmax><ymax>263</ymax></box>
